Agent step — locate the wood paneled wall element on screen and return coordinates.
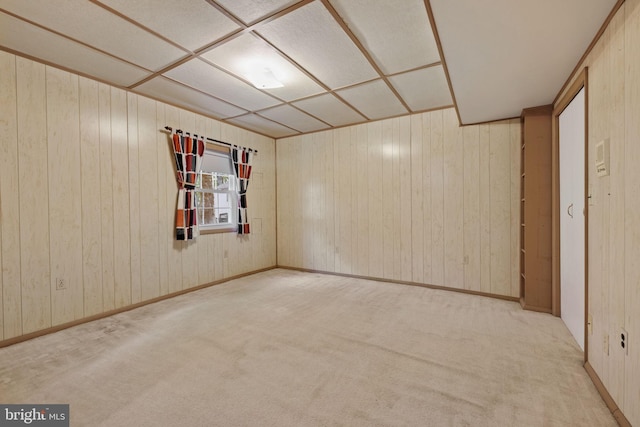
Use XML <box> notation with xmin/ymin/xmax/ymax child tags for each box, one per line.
<box><xmin>0</xmin><ymin>52</ymin><xmax>277</xmax><ymax>342</ymax></box>
<box><xmin>276</xmin><ymin>109</ymin><xmax>521</xmax><ymax>298</ymax></box>
<box><xmin>555</xmin><ymin>1</ymin><xmax>640</xmax><ymax>425</ymax></box>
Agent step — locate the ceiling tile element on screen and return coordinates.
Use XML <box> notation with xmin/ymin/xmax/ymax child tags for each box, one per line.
<box><xmin>0</xmin><ymin>0</ymin><xmax>186</xmax><ymax>71</ymax></box>
<box><xmin>389</xmin><ymin>66</ymin><xmax>452</xmax><ymax>112</ymax></box>
<box><xmin>213</xmin><ymin>0</ymin><xmax>299</xmax><ymax>24</ymax></box>
<box><xmin>336</xmin><ymin>80</ymin><xmax>408</xmax><ymax>120</ymax></box>
<box><xmin>259</xmin><ymin>104</ymin><xmax>329</xmax><ymax>133</ymax></box>
<box><xmin>329</xmin><ymin>0</ymin><xmax>439</xmax><ymax>75</ymax></box>
<box><xmin>430</xmin><ymin>0</ymin><xmax>617</xmax><ymax>123</ymax></box>
<box><xmin>135</xmin><ymin>76</ymin><xmax>247</xmax><ymax>119</ymax></box>
<box><xmin>99</xmin><ymin>0</ymin><xmax>240</xmax><ymax>52</ymax></box>
<box><xmin>164</xmin><ymin>59</ymin><xmax>281</xmax><ymax>111</ymax></box>
<box><xmin>293</xmin><ymin>94</ymin><xmax>366</xmax><ymax>127</ymax></box>
<box><xmin>0</xmin><ymin>11</ymin><xmax>150</xmax><ymax>87</ymax></box>
<box><xmin>201</xmin><ymin>33</ymin><xmax>324</xmax><ymax>101</ymax></box>
<box><xmin>227</xmin><ymin>114</ymin><xmax>299</xmax><ymax>138</ymax></box>
<box><xmin>257</xmin><ymin>1</ymin><xmax>378</xmax><ymax>89</ymax></box>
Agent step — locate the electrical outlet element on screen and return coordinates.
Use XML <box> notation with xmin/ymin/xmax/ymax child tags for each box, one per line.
<box><xmin>55</xmin><ymin>278</ymin><xmax>66</xmax><ymax>291</ymax></box>
<box><xmin>463</xmin><ymin>255</ymin><xmax>469</xmax><ymax>265</ymax></box>
<box><xmin>604</xmin><ymin>334</ymin><xmax>609</xmax><ymax>355</ymax></box>
<box><xmin>621</xmin><ymin>328</ymin><xmax>629</xmax><ymax>355</ymax></box>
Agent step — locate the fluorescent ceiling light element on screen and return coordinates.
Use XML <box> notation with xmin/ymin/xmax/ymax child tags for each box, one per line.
<box><xmin>247</xmin><ymin>68</ymin><xmax>284</xmax><ymax>89</ymax></box>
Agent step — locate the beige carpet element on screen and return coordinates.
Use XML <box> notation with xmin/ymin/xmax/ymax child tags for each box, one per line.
<box><xmin>0</xmin><ymin>269</ymin><xmax>615</xmax><ymax>426</ymax></box>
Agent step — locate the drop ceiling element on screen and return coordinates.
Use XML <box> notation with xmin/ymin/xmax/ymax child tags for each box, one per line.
<box><xmin>0</xmin><ymin>0</ymin><xmax>618</xmax><ymax>138</ymax></box>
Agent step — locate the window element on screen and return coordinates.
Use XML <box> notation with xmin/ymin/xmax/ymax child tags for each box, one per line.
<box><xmin>195</xmin><ymin>145</ymin><xmax>237</xmax><ymax>233</ymax></box>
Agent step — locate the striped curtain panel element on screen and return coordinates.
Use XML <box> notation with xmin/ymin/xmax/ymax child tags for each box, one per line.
<box><xmin>232</xmin><ymin>146</ymin><xmax>253</xmax><ymax>234</ymax></box>
<box><xmin>171</xmin><ymin>131</ymin><xmax>205</xmax><ymax>240</ymax></box>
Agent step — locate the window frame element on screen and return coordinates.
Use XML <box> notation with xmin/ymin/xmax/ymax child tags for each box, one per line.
<box><xmin>195</xmin><ymin>143</ymin><xmax>237</xmax><ymax>235</ymax></box>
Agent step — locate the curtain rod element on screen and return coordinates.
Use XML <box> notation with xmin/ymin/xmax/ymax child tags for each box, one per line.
<box><xmin>163</xmin><ymin>126</ymin><xmax>258</xmax><ymax>154</ymax></box>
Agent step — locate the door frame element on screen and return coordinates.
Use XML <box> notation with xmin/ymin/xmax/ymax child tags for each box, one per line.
<box><xmin>552</xmin><ymin>68</ymin><xmax>589</xmax><ymax>362</ymax></box>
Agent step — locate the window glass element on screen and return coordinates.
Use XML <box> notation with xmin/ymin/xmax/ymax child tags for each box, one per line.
<box><xmin>195</xmin><ymin>147</ymin><xmax>237</xmax><ymax>232</ymax></box>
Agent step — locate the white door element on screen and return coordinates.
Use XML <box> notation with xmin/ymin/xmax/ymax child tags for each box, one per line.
<box><xmin>559</xmin><ymin>87</ymin><xmax>586</xmax><ymax>351</ymax></box>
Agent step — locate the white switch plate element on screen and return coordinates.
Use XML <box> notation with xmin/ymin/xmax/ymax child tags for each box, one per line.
<box><xmin>595</xmin><ymin>138</ymin><xmax>610</xmax><ymax>177</ymax></box>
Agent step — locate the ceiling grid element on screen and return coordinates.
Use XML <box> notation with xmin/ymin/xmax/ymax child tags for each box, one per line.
<box><xmin>0</xmin><ymin>0</ymin><xmax>617</xmax><ymax>138</ymax></box>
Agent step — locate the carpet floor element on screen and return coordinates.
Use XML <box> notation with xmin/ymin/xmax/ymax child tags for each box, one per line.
<box><xmin>0</xmin><ymin>269</ymin><xmax>615</xmax><ymax>426</ymax></box>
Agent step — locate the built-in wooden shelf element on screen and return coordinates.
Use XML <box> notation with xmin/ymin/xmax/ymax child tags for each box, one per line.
<box><xmin>519</xmin><ymin>105</ymin><xmax>553</xmax><ymax>314</ymax></box>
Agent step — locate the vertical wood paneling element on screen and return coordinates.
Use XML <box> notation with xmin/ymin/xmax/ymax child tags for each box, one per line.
<box><xmin>308</xmin><ymin>134</ymin><xmax>320</xmax><ymax>270</ymax></box>
<box><xmin>267</xmin><ymin>135</ymin><xmax>278</xmax><ymax>267</ymax></box>
<box><xmin>274</xmin><ymin>109</ymin><xmax>519</xmax><ymax>298</ymax></box>
<box><xmin>47</xmin><ymin>67</ymin><xmax>83</xmax><ymax>326</ymax></box>
<box><xmin>276</xmin><ymin>139</ymin><xmax>292</xmax><ymax>265</ymax></box>
<box><xmin>99</xmin><ymin>83</ymin><xmax>115</xmax><ymax>312</ymax></box>
<box><xmin>382</xmin><ymin>120</ymin><xmax>394</xmax><ymax>279</ymax></box>
<box><xmin>367</xmin><ymin>121</ymin><xmax>383</xmax><ymax>278</ymax></box>
<box><xmin>489</xmin><ymin>122</ymin><xmax>511</xmax><ymax>296</ymax></box>
<box><xmin>607</xmin><ymin>9</ymin><xmax>626</xmax><ymax>406</ymax></box>
<box><xmin>399</xmin><ymin>116</ymin><xmax>412</xmax><ymax>282</ymax></box>
<box><xmin>509</xmin><ymin>119</ymin><xmax>521</xmax><ymax>297</ymax></box>
<box><xmin>304</xmin><ymin>134</ymin><xmax>316</xmax><ymax>270</ymax></box>
<box><xmin>391</xmin><ymin>119</ymin><xmax>401</xmax><ymax>279</ymax></box>
<box><xmin>410</xmin><ymin>115</ymin><xmax>424</xmax><ymax>283</ymax></box>
<box><xmin>138</xmin><ymin>97</ymin><xmax>160</xmax><ymax>299</ymax></box>
<box><xmin>324</xmin><ymin>131</ymin><xmax>336</xmax><ymax>273</ymax></box>
<box><xmin>156</xmin><ymin>104</ymin><xmax>170</xmax><ymax>296</ymax></box>
<box><xmin>127</xmin><ymin>93</ymin><xmax>142</xmax><ymax>304</ymax></box>
<box><xmin>479</xmin><ymin>124</ymin><xmax>492</xmax><ymax>294</ymax></box>
<box><xmin>356</xmin><ymin>125</ymin><xmax>369</xmax><ymax>276</ymax></box>
<box><xmin>430</xmin><ymin>110</ymin><xmax>445</xmax><ymax>286</ymax></box>
<box><xmin>17</xmin><ymin>58</ymin><xmax>50</xmax><ymax>334</ymax></box>
<box><xmin>248</xmin><ymin>132</ymin><xmax>261</xmax><ymax>270</ymax></box>
<box><xmin>349</xmin><ymin>127</ymin><xmax>360</xmax><ymax>275</ymax></box>
<box><xmin>301</xmin><ymin>134</ymin><xmax>314</xmax><ymax>269</ymax></box>
<box><xmin>212</xmin><ymin>233</ymin><xmax>224</xmax><ymax>281</ymax></box>
<box><xmin>111</xmin><ymin>87</ymin><xmax>131</xmax><ymax>309</ymax></box>
<box><xmin>588</xmin><ymin>32</ymin><xmax>606</xmax><ymax>377</ymax></box>
<box><xmin>314</xmin><ymin>132</ymin><xmax>328</xmax><ymax>271</ymax></box>
<box><xmin>1</xmin><ymin>53</ymin><xmax>277</xmax><ymax>344</ymax></box>
<box><xmin>624</xmin><ymin>1</ymin><xmax>640</xmax><ymax>422</ymax></box>
<box><xmin>463</xmin><ymin>125</ymin><xmax>481</xmax><ymax>291</ymax></box>
<box><xmin>0</xmin><ymin>51</ymin><xmax>20</xmax><ymax>339</ymax></box>
<box><xmin>291</xmin><ymin>138</ymin><xmax>303</xmax><ymax>269</ymax></box>
<box><xmin>79</xmin><ymin>77</ymin><xmax>103</xmax><ymax>317</ymax></box>
<box><xmin>559</xmin><ymin>4</ymin><xmax>640</xmax><ymax>421</ymax></box>
<box><xmin>443</xmin><ymin>109</ymin><xmax>463</xmax><ymax>288</ymax></box>
<box><xmin>164</xmin><ymin>105</ymin><xmax>183</xmax><ymax>293</ymax></box>
<box><xmin>421</xmin><ymin>113</ymin><xmax>432</xmax><ymax>283</ymax></box>
<box><xmin>337</xmin><ymin>127</ymin><xmax>353</xmax><ymax>274</ymax></box>
<box><xmin>255</xmin><ymin>131</ymin><xmax>275</xmax><ymax>269</ymax></box>
<box><xmin>595</xmin><ymin>25</ymin><xmax>613</xmax><ymax>393</ymax></box>
<box><xmin>331</xmin><ymin>133</ymin><xmax>340</xmax><ymax>272</ymax></box>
